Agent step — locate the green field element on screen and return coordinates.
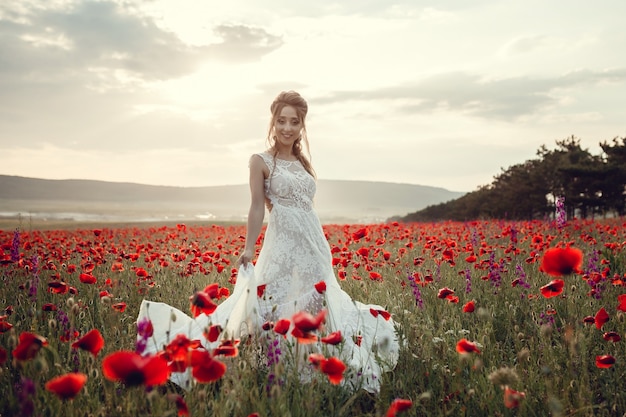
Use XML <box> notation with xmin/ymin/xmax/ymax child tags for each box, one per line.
<box><xmin>1</xmin><ymin>218</ymin><xmax>625</xmax><ymax>416</ymax></box>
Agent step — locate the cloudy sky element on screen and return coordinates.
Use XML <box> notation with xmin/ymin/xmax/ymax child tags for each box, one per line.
<box><xmin>1</xmin><ymin>1</ymin><xmax>625</xmax><ymax>193</ymax></box>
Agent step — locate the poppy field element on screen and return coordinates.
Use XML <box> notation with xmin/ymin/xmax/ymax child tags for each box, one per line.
<box><xmin>1</xmin><ymin>217</ymin><xmax>626</xmax><ymax>416</ymax></box>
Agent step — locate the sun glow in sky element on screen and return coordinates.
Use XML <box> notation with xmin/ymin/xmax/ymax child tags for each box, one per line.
<box><xmin>1</xmin><ymin>0</ymin><xmax>625</xmax><ymax>192</ymax></box>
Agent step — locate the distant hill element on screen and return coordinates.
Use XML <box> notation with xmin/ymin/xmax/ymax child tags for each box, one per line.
<box><xmin>0</xmin><ymin>175</ymin><xmax>465</xmax><ymax>224</ymax></box>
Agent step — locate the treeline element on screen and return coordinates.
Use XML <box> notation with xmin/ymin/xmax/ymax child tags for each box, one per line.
<box><xmin>399</xmin><ymin>136</ymin><xmax>626</xmax><ymax>222</ymax></box>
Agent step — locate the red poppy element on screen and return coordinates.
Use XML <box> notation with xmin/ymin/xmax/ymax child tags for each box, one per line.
<box><xmin>72</xmin><ymin>329</ymin><xmax>105</xmax><ymax>356</ymax></box>
<box><xmin>291</xmin><ymin>327</ymin><xmax>318</xmax><ymax>344</ymax></box>
<box><xmin>45</xmin><ymin>373</ymin><xmax>87</xmax><ymax>400</ymax></box>
<box><xmin>503</xmin><ymin>386</ymin><xmax>525</xmax><ymax>409</ymax></box>
<box><xmin>42</xmin><ymin>303</ymin><xmax>58</xmax><ymax>312</ymax></box>
<box><xmin>594</xmin><ymin>307</ymin><xmax>609</xmax><ymax>330</ymax></box>
<box><xmin>0</xmin><ymin>321</ymin><xmax>13</xmax><ymax>333</ymax></box>
<box><xmin>369</xmin><ymin>308</ymin><xmax>391</xmax><ymax>320</ymax></box>
<box><xmin>595</xmin><ymin>355</ymin><xmax>616</xmax><ymax>368</ymax></box>
<box><xmin>354</xmin><ymin>334</ymin><xmax>363</xmax><ymax>346</ymax></box>
<box><xmin>540</xmin><ymin>279</ymin><xmax>564</xmax><ymax>298</ymax></box>
<box><xmin>213</xmin><ymin>340</ymin><xmax>238</xmax><ymax>357</ymax></box>
<box><xmin>292</xmin><ymin>310</ymin><xmax>326</xmax><ymax>332</ymax></box>
<box><xmin>189</xmin><ymin>291</ymin><xmax>217</xmax><ymax>317</ymax></box>
<box><xmin>464</xmin><ymin>255</ymin><xmax>477</xmax><ymax>263</ymax></box>
<box><xmin>446</xmin><ymin>295</ymin><xmax>459</xmax><ymax>304</ymax></box>
<box><xmin>102</xmin><ymin>350</ymin><xmax>170</xmax><ymax>386</ymax></box>
<box><xmin>369</xmin><ymin>271</ymin><xmax>383</xmax><ymax>281</ymax></box>
<box><xmin>385</xmin><ymin>398</ymin><xmax>413</xmax><ymax>417</ymax></box>
<box><xmin>437</xmin><ymin>287</ymin><xmax>455</xmax><ymax>299</ymax></box>
<box><xmin>273</xmin><ymin>319</ymin><xmax>291</xmax><ymax>336</ymax></box>
<box><xmin>462</xmin><ymin>301</ymin><xmax>475</xmax><ymax>313</ymax></box>
<box><xmin>202</xmin><ymin>283</ymin><xmax>229</xmax><ymax>300</ymax></box>
<box><xmin>13</xmin><ymin>331</ymin><xmax>48</xmax><ymax>361</ymax></box>
<box><xmin>112</xmin><ymin>302</ymin><xmax>127</xmax><ymax>313</ymax></box>
<box><xmin>617</xmin><ymin>294</ymin><xmax>626</xmax><ymax>312</ymax></box>
<box><xmin>81</xmin><ymin>262</ymin><xmax>95</xmax><ymax>273</ymax></box>
<box><xmin>190</xmin><ymin>349</ymin><xmax>227</xmax><ymax>383</ymax></box>
<box><xmin>205</xmin><ymin>325</ymin><xmax>222</xmax><ymax>343</ymax></box>
<box><xmin>314</xmin><ymin>281</ymin><xmax>327</xmax><ymax>294</ymax></box>
<box><xmin>164</xmin><ymin>334</ymin><xmax>202</xmax><ymax>366</ymax></box>
<box><xmin>456</xmin><ymin>338</ymin><xmax>481</xmax><ymax>354</ymax></box>
<box><xmin>79</xmin><ymin>273</ymin><xmax>97</xmax><ymax>284</ymax></box>
<box><xmin>309</xmin><ymin>354</ymin><xmax>346</xmax><ymax>385</ymax></box>
<box><xmin>603</xmin><ymin>331</ymin><xmax>621</xmax><ymax>342</ymax></box>
<box><xmin>257</xmin><ymin>284</ymin><xmax>267</xmax><ymax>298</ymax></box>
<box><xmin>321</xmin><ymin>331</ymin><xmax>343</xmax><ymax>345</ymax></box>
<box><xmin>540</xmin><ymin>247</ymin><xmax>583</xmax><ymax>277</ymax></box>
<box><xmin>352</xmin><ymin>227</ymin><xmax>368</xmax><ymax>240</ymax></box>
<box><xmin>111</xmin><ymin>262</ymin><xmax>125</xmax><ymax>272</ymax></box>
<box><xmin>308</xmin><ymin>352</ymin><xmax>324</xmax><ymax>366</ymax></box>
<box><xmin>48</xmin><ymin>281</ymin><xmax>70</xmax><ymax>294</ymax></box>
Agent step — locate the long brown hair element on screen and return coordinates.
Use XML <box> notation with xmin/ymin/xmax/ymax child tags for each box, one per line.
<box><xmin>266</xmin><ymin>91</ymin><xmax>316</xmax><ymax>178</ymax></box>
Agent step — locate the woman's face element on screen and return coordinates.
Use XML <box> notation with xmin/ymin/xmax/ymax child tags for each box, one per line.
<box><xmin>273</xmin><ymin>105</ymin><xmax>302</xmax><ymax>151</ymax></box>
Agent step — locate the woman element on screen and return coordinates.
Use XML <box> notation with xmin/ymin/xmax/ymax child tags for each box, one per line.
<box><xmin>138</xmin><ymin>91</ymin><xmax>399</xmax><ymax>393</ymax></box>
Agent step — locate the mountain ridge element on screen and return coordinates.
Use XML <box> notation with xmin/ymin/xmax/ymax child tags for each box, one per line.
<box><xmin>0</xmin><ymin>175</ymin><xmax>465</xmax><ymax>223</ymax></box>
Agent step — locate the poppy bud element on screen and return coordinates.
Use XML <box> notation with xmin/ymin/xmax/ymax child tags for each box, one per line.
<box><xmin>540</xmin><ymin>324</ymin><xmax>553</xmax><ymax>337</ymax></box>
<box><xmin>34</xmin><ymin>356</ymin><xmax>48</xmax><ymax>373</ymax></box>
<box><xmin>477</xmin><ymin>307</ymin><xmax>489</xmax><ymax>320</ymax></box>
<box><xmin>517</xmin><ymin>348</ymin><xmax>530</xmax><ymax>362</ymax></box>
<box><xmin>66</xmin><ymin>298</ymin><xmax>75</xmax><ymax>308</ymax></box>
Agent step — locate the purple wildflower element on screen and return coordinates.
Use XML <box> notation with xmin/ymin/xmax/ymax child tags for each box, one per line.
<box><xmin>10</xmin><ymin>229</ymin><xmax>20</xmax><ymax>262</ymax></box>
<box><xmin>509</xmin><ymin>225</ymin><xmax>518</xmax><ymax>244</ymax></box>
<box><xmin>265</xmin><ymin>335</ymin><xmax>283</xmax><ymax>395</ymax></box>
<box><xmin>136</xmin><ymin>317</ymin><xmax>153</xmax><ymax>354</ymax></box>
<box><xmin>406</xmin><ymin>272</ymin><xmax>424</xmax><ymax>309</ymax></box>
<box><xmin>538</xmin><ymin>311</ymin><xmax>556</xmax><ymax>328</ymax></box>
<box><xmin>464</xmin><ymin>268</ymin><xmax>472</xmax><ymax>294</ymax></box>
<box><xmin>487</xmin><ymin>252</ymin><xmax>503</xmax><ymax>291</ymax></box>
<box><xmin>72</xmin><ymin>348</ymin><xmax>81</xmax><ymax>373</ymax></box>
<box><xmin>555</xmin><ymin>197</ymin><xmax>566</xmax><ymax>229</ymax></box>
<box><xmin>584</xmin><ymin>249</ymin><xmax>605</xmax><ymax>299</ymax></box>
<box><xmin>28</xmin><ymin>255</ymin><xmax>39</xmax><ymax>301</ymax></box>
<box><xmin>15</xmin><ymin>377</ymin><xmax>35</xmax><ymax>417</ymax></box>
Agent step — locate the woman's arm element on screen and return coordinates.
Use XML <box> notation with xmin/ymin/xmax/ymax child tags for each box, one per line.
<box><xmin>238</xmin><ymin>154</ymin><xmax>267</xmax><ymax>266</ymax></box>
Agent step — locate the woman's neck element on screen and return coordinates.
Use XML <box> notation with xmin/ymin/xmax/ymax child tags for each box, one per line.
<box><xmin>273</xmin><ymin>146</ymin><xmax>295</xmax><ymax>160</ymax></box>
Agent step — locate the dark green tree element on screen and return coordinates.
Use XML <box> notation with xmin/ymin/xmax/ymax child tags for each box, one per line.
<box><xmin>398</xmin><ymin>135</ymin><xmax>625</xmax><ymax>222</ymax></box>
<box><xmin>599</xmin><ymin>136</ymin><xmax>626</xmax><ymax>215</ymax></box>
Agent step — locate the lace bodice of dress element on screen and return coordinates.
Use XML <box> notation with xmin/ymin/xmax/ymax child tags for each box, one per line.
<box><xmin>257</xmin><ymin>152</ymin><xmax>316</xmax><ymax>211</ymax></box>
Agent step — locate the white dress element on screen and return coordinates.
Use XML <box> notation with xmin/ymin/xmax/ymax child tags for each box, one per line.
<box><xmin>137</xmin><ymin>152</ymin><xmax>399</xmax><ymax>393</ymax></box>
